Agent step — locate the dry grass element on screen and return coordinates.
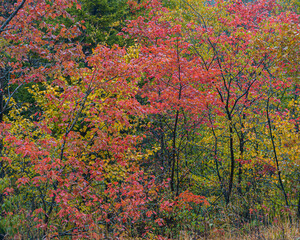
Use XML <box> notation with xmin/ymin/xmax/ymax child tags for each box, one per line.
<box><xmin>180</xmin><ymin>220</ymin><xmax>300</xmax><ymax>240</ymax></box>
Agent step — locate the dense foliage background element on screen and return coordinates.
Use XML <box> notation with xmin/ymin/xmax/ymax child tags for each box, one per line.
<box><xmin>0</xmin><ymin>0</ymin><xmax>299</xmax><ymax>239</ymax></box>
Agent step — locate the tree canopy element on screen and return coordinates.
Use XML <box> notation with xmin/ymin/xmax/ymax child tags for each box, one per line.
<box><xmin>0</xmin><ymin>0</ymin><xmax>299</xmax><ymax>239</ymax></box>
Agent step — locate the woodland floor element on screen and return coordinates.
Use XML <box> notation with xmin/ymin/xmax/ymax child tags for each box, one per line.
<box><xmin>179</xmin><ymin>220</ymin><xmax>300</xmax><ymax>240</ymax></box>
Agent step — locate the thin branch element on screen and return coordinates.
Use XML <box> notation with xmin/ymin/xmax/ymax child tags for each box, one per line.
<box><xmin>0</xmin><ymin>0</ymin><xmax>26</xmax><ymax>33</ymax></box>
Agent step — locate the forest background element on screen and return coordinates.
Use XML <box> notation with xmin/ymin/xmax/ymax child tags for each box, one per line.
<box><xmin>0</xmin><ymin>0</ymin><xmax>299</xmax><ymax>239</ymax></box>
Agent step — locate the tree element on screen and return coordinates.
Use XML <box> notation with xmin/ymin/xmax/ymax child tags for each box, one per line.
<box><xmin>125</xmin><ymin>0</ymin><xmax>300</xmax><ymax>223</ymax></box>
<box><xmin>1</xmin><ymin>0</ymin><xmax>299</xmax><ymax>238</ymax></box>
<box><xmin>0</xmin><ymin>0</ymin><xmax>83</xmax><ymax>237</ymax></box>
<box><xmin>71</xmin><ymin>0</ymin><xmax>147</xmax><ymax>50</ymax></box>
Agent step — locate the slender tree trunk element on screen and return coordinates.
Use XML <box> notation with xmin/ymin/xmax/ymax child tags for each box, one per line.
<box><xmin>266</xmin><ymin>96</ymin><xmax>289</xmax><ymax>207</ymax></box>
<box><xmin>171</xmin><ymin>109</ymin><xmax>179</xmax><ymax>193</ymax></box>
<box><xmin>226</xmin><ymin>123</ymin><xmax>235</xmax><ymax>204</ymax></box>
<box><xmin>209</xmin><ymin>112</ymin><xmax>227</xmax><ymax>201</ymax></box>
<box><xmin>0</xmin><ymin>76</ymin><xmax>4</xmax><ymax>206</ymax></box>
<box><xmin>297</xmin><ymin>189</ymin><xmax>300</xmax><ymax>218</ymax></box>
<box><xmin>171</xmin><ymin>39</ymin><xmax>182</xmax><ymax>196</ymax></box>
<box><xmin>238</xmin><ymin>133</ymin><xmax>244</xmax><ymax>195</ymax></box>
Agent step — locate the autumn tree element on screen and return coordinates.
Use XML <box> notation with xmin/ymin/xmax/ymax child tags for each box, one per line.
<box><xmin>0</xmin><ymin>0</ymin><xmax>299</xmax><ymax>239</ymax></box>
<box><xmin>172</xmin><ymin>0</ymin><xmax>300</xmax><ymax>223</ymax></box>
<box><xmin>125</xmin><ymin>0</ymin><xmax>299</xmax><ymax>226</ymax></box>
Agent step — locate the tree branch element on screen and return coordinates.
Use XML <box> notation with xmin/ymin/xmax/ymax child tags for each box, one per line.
<box><xmin>0</xmin><ymin>0</ymin><xmax>26</xmax><ymax>33</ymax></box>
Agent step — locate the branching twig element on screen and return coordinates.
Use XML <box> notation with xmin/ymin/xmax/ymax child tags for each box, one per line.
<box><xmin>0</xmin><ymin>0</ymin><xmax>26</xmax><ymax>33</ymax></box>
